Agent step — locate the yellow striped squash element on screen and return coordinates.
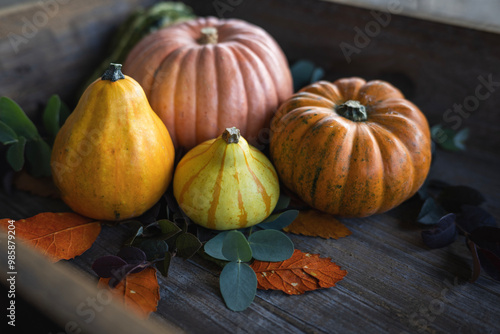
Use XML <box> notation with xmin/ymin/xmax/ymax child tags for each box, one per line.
<box><xmin>173</xmin><ymin>127</ymin><xmax>280</xmax><ymax>230</ymax></box>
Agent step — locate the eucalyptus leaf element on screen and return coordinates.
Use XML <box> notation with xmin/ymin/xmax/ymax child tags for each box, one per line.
<box><xmin>156</xmin><ymin>252</ymin><xmax>172</xmax><ymax>277</ymax></box>
<box><xmin>417</xmin><ymin>197</ymin><xmax>447</xmax><ymax>225</ymax></box>
<box><xmin>43</xmin><ymin>94</ymin><xmax>61</xmax><ymax>138</ymax></box>
<box><xmin>248</xmin><ymin>230</ymin><xmax>294</xmax><ymax>262</ymax></box>
<box><xmin>0</xmin><ymin>97</ymin><xmax>39</xmax><ymax>140</ymax></box>
<box><xmin>220</xmin><ymin>261</ymin><xmax>257</xmax><ymax>312</ymax></box>
<box><xmin>257</xmin><ymin>210</ymin><xmax>299</xmax><ymax>230</ymax></box>
<box><xmin>274</xmin><ymin>193</ymin><xmax>291</xmax><ymax>212</ymax></box>
<box><xmin>222</xmin><ymin>230</ymin><xmax>252</xmax><ymax>262</ymax></box>
<box><xmin>204</xmin><ymin>231</ymin><xmax>229</xmax><ymax>261</ymax></box>
<box><xmin>0</xmin><ymin>121</ymin><xmax>18</xmax><ymax>145</ymax></box>
<box><xmin>25</xmin><ymin>139</ymin><xmax>52</xmax><ymax>177</ymax></box>
<box><xmin>6</xmin><ymin>136</ymin><xmax>26</xmax><ymax>171</ymax></box>
<box><xmin>175</xmin><ymin>232</ymin><xmax>202</xmax><ymax>259</ymax></box>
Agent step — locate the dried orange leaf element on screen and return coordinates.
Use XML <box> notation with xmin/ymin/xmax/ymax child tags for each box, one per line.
<box><xmin>283</xmin><ymin>210</ymin><xmax>351</xmax><ymax>239</ymax></box>
<box><xmin>0</xmin><ymin>212</ymin><xmax>100</xmax><ymax>262</ymax></box>
<box><xmin>13</xmin><ymin>170</ymin><xmax>60</xmax><ymax>198</ymax></box>
<box><xmin>250</xmin><ymin>249</ymin><xmax>347</xmax><ymax>295</ymax></box>
<box><xmin>98</xmin><ymin>267</ymin><xmax>160</xmax><ymax>319</ymax></box>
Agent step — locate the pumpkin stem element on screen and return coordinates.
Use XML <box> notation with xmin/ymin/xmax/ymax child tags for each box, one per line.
<box><xmin>101</xmin><ymin>63</ymin><xmax>125</xmax><ymax>82</ymax></box>
<box><xmin>222</xmin><ymin>127</ymin><xmax>240</xmax><ymax>144</ymax></box>
<box><xmin>336</xmin><ymin>100</ymin><xmax>368</xmax><ymax>122</ymax></box>
<box><xmin>198</xmin><ymin>27</ymin><xmax>218</xmax><ymax>45</ymax></box>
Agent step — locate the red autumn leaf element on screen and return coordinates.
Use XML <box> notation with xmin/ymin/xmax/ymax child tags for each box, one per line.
<box><xmin>13</xmin><ymin>170</ymin><xmax>60</xmax><ymax>198</ymax></box>
<box><xmin>0</xmin><ymin>212</ymin><xmax>100</xmax><ymax>262</ymax></box>
<box><xmin>98</xmin><ymin>267</ymin><xmax>160</xmax><ymax>319</ymax></box>
<box><xmin>250</xmin><ymin>249</ymin><xmax>347</xmax><ymax>295</ymax></box>
<box><xmin>283</xmin><ymin>210</ymin><xmax>351</xmax><ymax>239</ymax></box>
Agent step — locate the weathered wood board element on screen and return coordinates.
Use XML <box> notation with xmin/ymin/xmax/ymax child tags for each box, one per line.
<box><xmin>1</xmin><ymin>0</ymin><xmax>500</xmax><ymax>333</ymax></box>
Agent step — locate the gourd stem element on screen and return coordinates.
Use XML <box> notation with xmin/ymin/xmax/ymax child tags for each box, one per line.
<box><xmin>336</xmin><ymin>100</ymin><xmax>368</xmax><ymax>122</ymax></box>
<box><xmin>101</xmin><ymin>63</ymin><xmax>125</xmax><ymax>82</ymax></box>
<box><xmin>222</xmin><ymin>127</ymin><xmax>240</xmax><ymax>144</ymax></box>
<box><xmin>198</xmin><ymin>27</ymin><xmax>218</xmax><ymax>44</ymax></box>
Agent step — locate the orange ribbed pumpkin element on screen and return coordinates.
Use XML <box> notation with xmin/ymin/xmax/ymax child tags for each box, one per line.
<box><xmin>270</xmin><ymin>78</ymin><xmax>432</xmax><ymax>217</ymax></box>
<box><xmin>123</xmin><ymin>17</ymin><xmax>293</xmax><ymax>150</ymax></box>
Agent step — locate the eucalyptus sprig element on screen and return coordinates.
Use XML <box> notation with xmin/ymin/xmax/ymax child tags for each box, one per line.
<box><xmin>202</xmin><ymin>193</ymin><xmax>299</xmax><ymax>312</ymax></box>
<box><xmin>204</xmin><ymin>228</ymin><xmax>295</xmax><ymax>311</ymax></box>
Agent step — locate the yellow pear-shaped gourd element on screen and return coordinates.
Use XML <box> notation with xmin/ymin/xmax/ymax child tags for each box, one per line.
<box><xmin>51</xmin><ymin>63</ymin><xmax>175</xmax><ymax>221</ymax></box>
<box><xmin>173</xmin><ymin>127</ymin><xmax>280</xmax><ymax>230</ymax></box>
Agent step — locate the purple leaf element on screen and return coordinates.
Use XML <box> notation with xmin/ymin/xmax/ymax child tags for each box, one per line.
<box><xmin>467</xmin><ymin>238</ymin><xmax>481</xmax><ymax>283</ymax></box>
<box><xmin>438</xmin><ymin>185</ymin><xmax>485</xmax><ymax>213</ymax></box>
<box><xmin>478</xmin><ymin>248</ymin><xmax>500</xmax><ymax>281</ymax></box>
<box><xmin>456</xmin><ymin>205</ymin><xmax>497</xmax><ymax>234</ymax></box>
<box><xmin>108</xmin><ymin>262</ymin><xmax>151</xmax><ymax>288</ymax></box>
<box><xmin>468</xmin><ymin>226</ymin><xmax>500</xmax><ymax>282</ymax></box>
<box><xmin>470</xmin><ymin>226</ymin><xmax>500</xmax><ymax>244</ymax></box>
<box><xmin>421</xmin><ymin>213</ymin><xmax>457</xmax><ymax>249</ymax></box>
<box><xmin>92</xmin><ymin>256</ymin><xmax>127</xmax><ymax>278</ymax></box>
<box><xmin>117</xmin><ymin>246</ymin><xmax>147</xmax><ymax>265</ymax></box>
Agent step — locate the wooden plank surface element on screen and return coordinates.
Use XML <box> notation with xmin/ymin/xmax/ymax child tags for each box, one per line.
<box><xmin>1</xmin><ymin>0</ymin><xmax>500</xmax><ymax>333</ymax></box>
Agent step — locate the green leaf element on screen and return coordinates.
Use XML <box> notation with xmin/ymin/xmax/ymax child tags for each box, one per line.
<box><xmin>175</xmin><ymin>232</ymin><xmax>202</xmax><ymax>259</ymax></box>
<box><xmin>274</xmin><ymin>193</ymin><xmax>291</xmax><ymax>212</ymax></box>
<box><xmin>310</xmin><ymin>67</ymin><xmax>325</xmax><ymax>83</ymax></box>
<box><xmin>25</xmin><ymin>139</ymin><xmax>52</xmax><ymax>177</ymax></box>
<box><xmin>157</xmin><ymin>219</ymin><xmax>182</xmax><ymax>239</ymax></box>
<box><xmin>431</xmin><ymin>124</ymin><xmax>469</xmax><ymax>152</ymax></box>
<box><xmin>219</xmin><ymin>262</ymin><xmax>257</xmax><ymax>312</ymax></box>
<box><xmin>257</xmin><ymin>210</ymin><xmax>299</xmax><ymax>230</ymax></box>
<box><xmin>452</xmin><ymin>128</ymin><xmax>469</xmax><ymax>151</ymax></box>
<box><xmin>43</xmin><ymin>95</ymin><xmax>62</xmax><ymax>138</ymax></box>
<box><xmin>59</xmin><ymin>100</ymin><xmax>71</xmax><ymax>126</ymax></box>
<box><xmin>122</xmin><ymin>220</ymin><xmax>144</xmax><ymax>246</ymax></box>
<box><xmin>248</xmin><ymin>230</ymin><xmax>294</xmax><ymax>262</ymax></box>
<box><xmin>156</xmin><ymin>252</ymin><xmax>172</xmax><ymax>277</ymax></box>
<box><xmin>0</xmin><ymin>121</ymin><xmax>18</xmax><ymax>145</ymax></box>
<box><xmin>6</xmin><ymin>136</ymin><xmax>26</xmax><ymax>171</ymax></box>
<box><xmin>417</xmin><ymin>197</ymin><xmax>447</xmax><ymax>225</ymax></box>
<box><xmin>291</xmin><ymin>60</ymin><xmax>320</xmax><ymax>92</ymax></box>
<box><xmin>222</xmin><ymin>231</ymin><xmax>252</xmax><ymax>262</ymax></box>
<box><xmin>137</xmin><ymin>239</ymin><xmax>168</xmax><ymax>261</ymax></box>
<box><xmin>204</xmin><ymin>231</ymin><xmax>229</xmax><ymax>261</ymax></box>
<box><xmin>0</xmin><ymin>97</ymin><xmax>39</xmax><ymax>140</ymax></box>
